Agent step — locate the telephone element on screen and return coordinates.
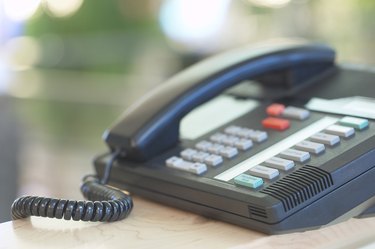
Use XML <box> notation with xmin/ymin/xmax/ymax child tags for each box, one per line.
<box><xmin>12</xmin><ymin>41</ymin><xmax>375</xmax><ymax>234</ymax></box>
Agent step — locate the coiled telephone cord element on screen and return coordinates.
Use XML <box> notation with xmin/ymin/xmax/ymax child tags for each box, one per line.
<box><xmin>11</xmin><ymin>150</ymin><xmax>133</xmax><ymax>222</ymax></box>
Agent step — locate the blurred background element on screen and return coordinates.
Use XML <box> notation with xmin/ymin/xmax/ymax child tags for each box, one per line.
<box><xmin>0</xmin><ymin>0</ymin><xmax>374</xmax><ymax>222</ymax></box>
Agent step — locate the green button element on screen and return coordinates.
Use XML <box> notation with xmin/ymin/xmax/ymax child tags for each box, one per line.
<box><xmin>339</xmin><ymin>116</ymin><xmax>369</xmax><ymax>130</ymax></box>
<box><xmin>234</xmin><ymin>173</ymin><xmax>263</xmax><ymax>189</ymax></box>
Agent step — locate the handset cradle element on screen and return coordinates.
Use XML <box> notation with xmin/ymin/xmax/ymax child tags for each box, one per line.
<box><xmin>104</xmin><ymin>41</ymin><xmax>335</xmax><ymax>161</ymax></box>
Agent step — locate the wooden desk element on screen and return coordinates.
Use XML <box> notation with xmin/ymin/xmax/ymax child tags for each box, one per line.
<box><xmin>2</xmin><ymin>196</ymin><xmax>375</xmax><ymax>249</ymax></box>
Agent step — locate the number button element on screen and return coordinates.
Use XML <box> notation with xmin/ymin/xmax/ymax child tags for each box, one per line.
<box><xmin>219</xmin><ymin>146</ymin><xmax>238</xmax><ymax>158</ymax></box>
<box><xmin>204</xmin><ymin>154</ymin><xmax>223</xmax><ymax>167</ymax></box>
<box><xmin>192</xmin><ymin>151</ymin><xmax>210</xmax><ymax>163</ymax></box>
<box><xmin>195</xmin><ymin>140</ymin><xmax>213</xmax><ymax>151</ymax></box>
<box><xmin>180</xmin><ymin>148</ymin><xmax>198</xmax><ymax>161</ymax></box>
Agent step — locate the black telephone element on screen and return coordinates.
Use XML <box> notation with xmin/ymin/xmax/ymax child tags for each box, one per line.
<box><xmin>12</xmin><ymin>41</ymin><xmax>375</xmax><ymax>234</ymax></box>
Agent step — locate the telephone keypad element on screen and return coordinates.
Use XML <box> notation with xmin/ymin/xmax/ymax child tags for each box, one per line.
<box><xmin>166</xmin><ymin>108</ymin><xmax>370</xmax><ymax>183</ymax></box>
<box><xmin>166</xmin><ymin>156</ymin><xmax>207</xmax><ymax>175</ymax></box>
<box><xmin>195</xmin><ymin>140</ymin><xmax>213</xmax><ymax>151</ymax></box>
<box><xmin>224</xmin><ymin>126</ymin><xmax>268</xmax><ymax>143</ymax></box>
<box><xmin>166</xmin><ymin>156</ymin><xmax>183</xmax><ymax>167</ymax></box>
<box><xmin>224</xmin><ymin>126</ymin><xmax>242</xmax><ymax>135</ymax></box>
<box><xmin>236</xmin><ymin>129</ymin><xmax>268</xmax><ymax>143</ymax></box>
<box><xmin>219</xmin><ymin>146</ymin><xmax>238</xmax><ymax>158</ymax></box>
<box><xmin>210</xmin><ymin>133</ymin><xmax>227</xmax><ymax>143</ymax></box>
<box><xmin>236</xmin><ymin>128</ymin><xmax>256</xmax><ymax>139</ymax></box>
<box><xmin>180</xmin><ymin>148</ymin><xmax>198</xmax><ymax>161</ymax></box>
<box><xmin>181</xmin><ymin>148</ymin><xmax>224</xmax><ymax>168</ymax></box>
<box><xmin>220</xmin><ymin>135</ymin><xmax>240</xmax><ymax>146</ymax></box>
<box><xmin>167</xmin><ymin>125</ymin><xmax>268</xmax><ymax>174</ymax></box>
<box><xmin>204</xmin><ymin>154</ymin><xmax>223</xmax><ymax>167</ymax></box>
<box><xmin>249</xmin><ymin>131</ymin><xmax>268</xmax><ymax>143</ymax></box>
<box><xmin>234</xmin><ymin>139</ymin><xmax>253</xmax><ymax>151</ymax></box>
<box><xmin>189</xmin><ymin>163</ymin><xmax>207</xmax><ymax>175</ymax></box>
<box><xmin>192</xmin><ymin>151</ymin><xmax>210</xmax><ymax>163</ymax></box>
<box><xmin>209</xmin><ymin>132</ymin><xmax>253</xmax><ymax>150</ymax></box>
<box><xmin>207</xmin><ymin>143</ymin><xmax>225</xmax><ymax>154</ymax></box>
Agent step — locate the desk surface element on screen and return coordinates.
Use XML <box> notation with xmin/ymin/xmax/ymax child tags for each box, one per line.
<box><xmin>2</xmin><ymin>196</ymin><xmax>375</xmax><ymax>249</ymax></box>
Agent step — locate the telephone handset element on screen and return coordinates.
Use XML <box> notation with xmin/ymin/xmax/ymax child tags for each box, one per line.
<box><xmin>12</xmin><ymin>41</ymin><xmax>375</xmax><ymax>234</ymax></box>
<box><xmin>104</xmin><ymin>41</ymin><xmax>335</xmax><ymax>161</ymax></box>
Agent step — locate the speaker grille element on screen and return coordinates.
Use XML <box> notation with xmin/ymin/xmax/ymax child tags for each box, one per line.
<box><xmin>248</xmin><ymin>205</ymin><xmax>267</xmax><ymax>218</ymax></box>
<box><xmin>260</xmin><ymin>165</ymin><xmax>333</xmax><ymax>212</ymax></box>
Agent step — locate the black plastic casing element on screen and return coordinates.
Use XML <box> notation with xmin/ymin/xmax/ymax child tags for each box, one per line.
<box><xmin>95</xmin><ymin>66</ymin><xmax>375</xmax><ymax>234</ymax></box>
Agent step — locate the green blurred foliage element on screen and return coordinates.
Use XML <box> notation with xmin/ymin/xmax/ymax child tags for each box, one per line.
<box><xmin>25</xmin><ymin>0</ymin><xmax>158</xmax><ymax>35</ymax></box>
<box><xmin>24</xmin><ymin>0</ymin><xmax>164</xmax><ymax>73</ymax></box>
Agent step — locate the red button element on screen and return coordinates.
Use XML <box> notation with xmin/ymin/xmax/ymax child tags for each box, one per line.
<box><xmin>266</xmin><ymin>103</ymin><xmax>285</xmax><ymax>116</ymax></box>
<box><xmin>262</xmin><ymin>117</ymin><xmax>290</xmax><ymax>131</ymax></box>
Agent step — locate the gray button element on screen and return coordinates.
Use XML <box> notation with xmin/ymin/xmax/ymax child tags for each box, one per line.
<box><xmin>221</xmin><ymin>135</ymin><xmax>240</xmax><ymax>146</ymax></box>
<box><xmin>234</xmin><ymin>139</ymin><xmax>253</xmax><ymax>150</ymax></box>
<box><xmin>295</xmin><ymin>140</ymin><xmax>325</xmax><ymax>154</ymax></box>
<box><xmin>165</xmin><ymin>157</ymin><xmax>207</xmax><ymax>175</ymax></box>
<box><xmin>249</xmin><ymin>165</ymin><xmax>279</xmax><ymax>180</ymax></box>
<box><xmin>166</xmin><ymin>156</ymin><xmax>183</xmax><ymax>167</ymax></box>
<box><xmin>207</xmin><ymin>143</ymin><xmax>225</xmax><ymax>154</ymax></box>
<box><xmin>280</xmin><ymin>149</ymin><xmax>310</xmax><ymax>162</ymax></box>
<box><xmin>249</xmin><ymin>130</ymin><xmax>268</xmax><ymax>143</ymax></box>
<box><xmin>236</xmin><ymin>128</ymin><xmax>267</xmax><ymax>142</ymax></box>
<box><xmin>310</xmin><ymin>132</ymin><xmax>340</xmax><ymax>146</ymax></box>
<box><xmin>224</xmin><ymin>126</ymin><xmax>242</xmax><ymax>135</ymax></box>
<box><xmin>188</xmin><ymin>162</ymin><xmax>207</xmax><ymax>175</ymax></box>
<box><xmin>219</xmin><ymin>146</ymin><xmax>238</xmax><ymax>158</ymax></box>
<box><xmin>282</xmin><ymin>106</ymin><xmax>310</xmax><ymax>120</ymax></box>
<box><xmin>204</xmin><ymin>154</ymin><xmax>223</xmax><ymax>167</ymax></box>
<box><xmin>180</xmin><ymin>148</ymin><xmax>198</xmax><ymax>161</ymax></box>
<box><xmin>195</xmin><ymin>140</ymin><xmax>213</xmax><ymax>151</ymax></box>
<box><xmin>236</xmin><ymin>128</ymin><xmax>255</xmax><ymax>139</ymax></box>
<box><xmin>192</xmin><ymin>151</ymin><xmax>210</xmax><ymax>163</ymax></box>
<box><xmin>210</xmin><ymin>133</ymin><xmax>227</xmax><ymax>143</ymax></box>
<box><xmin>325</xmin><ymin>124</ymin><xmax>355</xmax><ymax>138</ymax></box>
<box><xmin>263</xmin><ymin>157</ymin><xmax>295</xmax><ymax>171</ymax></box>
